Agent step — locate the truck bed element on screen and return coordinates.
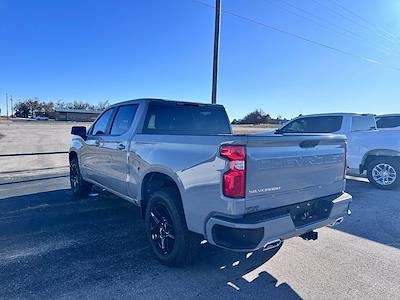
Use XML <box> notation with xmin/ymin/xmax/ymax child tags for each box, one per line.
<box><xmin>131</xmin><ymin>132</ymin><xmax>347</xmax><ymax>234</ymax></box>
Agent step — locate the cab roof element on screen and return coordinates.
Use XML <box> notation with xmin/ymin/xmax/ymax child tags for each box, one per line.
<box><xmin>107</xmin><ymin>98</ymin><xmax>224</xmax><ymax>109</ymax></box>
<box><xmin>294</xmin><ymin>112</ymin><xmax>374</xmax><ymax>118</ymax></box>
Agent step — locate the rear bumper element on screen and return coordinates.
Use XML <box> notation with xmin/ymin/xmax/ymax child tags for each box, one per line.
<box><xmin>205</xmin><ymin>192</ymin><xmax>352</xmax><ymax>251</ymax></box>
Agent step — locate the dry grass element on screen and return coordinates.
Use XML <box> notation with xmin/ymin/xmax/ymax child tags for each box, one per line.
<box><xmin>232</xmin><ymin>124</ymin><xmax>278</xmax><ymax>134</ymax></box>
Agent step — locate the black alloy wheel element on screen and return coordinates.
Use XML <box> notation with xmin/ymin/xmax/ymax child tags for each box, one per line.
<box><xmin>149</xmin><ymin>203</ymin><xmax>176</xmax><ymax>255</ymax></box>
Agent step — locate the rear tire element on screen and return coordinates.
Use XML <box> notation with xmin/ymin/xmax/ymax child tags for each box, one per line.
<box><xmin>70</xmin><ymin>157</ymin><xmax>92</xmax><ymax>197</ymax></box>
<box><xmin>367</xmin><ymin>157</ymin><xmax>400</xmax><ymax>190</ymax></box>
<box><xmin>145</xmin><ymin>188</ymin><xmax>199</xmax><ymax>267</ymax></box>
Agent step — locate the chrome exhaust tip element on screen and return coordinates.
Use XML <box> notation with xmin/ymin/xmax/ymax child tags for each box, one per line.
<box><xmin>263</xmin><ymin>239</ymin><xmax>282</xmax><ymax>251</ymax></box>
<box><xmin>328</xmin><ymin>217</ymin><xmax>344</xmax><ymax>227</ymax></box>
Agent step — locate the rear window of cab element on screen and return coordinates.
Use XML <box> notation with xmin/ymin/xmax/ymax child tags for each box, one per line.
<box><xmin>142</xmin><ymin>103</ymin><xmax>232</xmax><ymax>135</ymax></box>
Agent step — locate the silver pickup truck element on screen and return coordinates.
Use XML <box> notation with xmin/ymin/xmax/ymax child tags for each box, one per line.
<box><xmin>69</xmin><ymin>99</ymin><xmax>352</xmax><ymax>266</ymax></box>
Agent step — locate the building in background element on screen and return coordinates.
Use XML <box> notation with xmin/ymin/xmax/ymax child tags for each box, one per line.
<box><xmin>51</xmin><ymin>108</ymin><xmax>102</xmax><ymax>122</ymax></box>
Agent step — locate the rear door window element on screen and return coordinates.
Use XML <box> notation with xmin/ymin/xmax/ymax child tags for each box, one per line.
<box><xmin>110</xmin><ymin>105</ymin><xmax>138</xmax><ymax>135</ymax></box>
<box><xmin>281</xmin><ymin>116</ymin><xmax>343</xmax><ymax>133</ymax></box>
<box><xmin>91</xmin><ymin>108</ymin><xmax>114</xmax><ymax>136</ymax></box>
<box><xmin>351</xmin><ymin>116</ymin><xmax>376</xmax><ymax>131</ymax></box>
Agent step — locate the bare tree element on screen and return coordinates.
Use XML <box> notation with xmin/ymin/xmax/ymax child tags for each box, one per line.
<box><xmin>25</xmin><ymin>97</ymin><xmax>41</xmax><ymax>116</ymax></box>
<box><xmin>96</xmin><ymin>100</ymin><xmax>109</xmax><ymax>110</ymax></box>
<box><xmin>14</xmin><ymin>98</ymin><xmax>110</xmax><ymax>117</ymax></box>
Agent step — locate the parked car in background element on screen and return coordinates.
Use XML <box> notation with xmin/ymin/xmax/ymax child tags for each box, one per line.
<box><xmin>375</xmin><ymin>114</ymin><xmax>400</xmax><ymax>130</ymax></box>
<box><xmin>69</xmin><ymin>99</ymin><xmax>351</xmax><ymax>266</ymax></box>
<box><xmin>272</xmin><ymin>113</ymin><xmax>400</xmax><ymax>189</ymax></box>
<box><xmin>35</xmin><ymin>115</ymin><xmax>49</xmax><ymax>121</ymax></box>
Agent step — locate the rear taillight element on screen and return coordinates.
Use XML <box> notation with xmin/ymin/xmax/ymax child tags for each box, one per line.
<box><xmin>220</xmin><ymin>145</ymin><xmax>246</xmax><ymax>198</ymax></box>
<box><xmin>343</xmin><ymin>142</ymin><xmax>348</xmax><ymax>179</ymax></box>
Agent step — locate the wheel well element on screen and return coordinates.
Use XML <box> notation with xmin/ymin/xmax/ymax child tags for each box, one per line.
<box><xmin>363</xmin><ymin>155</ymin><xmax>399</xmax><ymax>172</ymax></box>
<box><xmin>140</xmin><ymin>172</ymin><xmax>183</xmax><ymax>219</ymax></box>
<box><xmin>69</xmin><ymin>151</ymin><xmax>78</xmax><ymax>164</ymax></box>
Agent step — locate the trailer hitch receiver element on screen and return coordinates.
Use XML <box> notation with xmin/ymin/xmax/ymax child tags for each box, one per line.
<box><xmin>300</xmin><ymin>231</ymin><xmax>318</xmax><ymax>241</ymax></box>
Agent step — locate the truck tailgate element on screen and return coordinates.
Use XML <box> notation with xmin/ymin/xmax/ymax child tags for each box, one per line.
<box><xmin>245</xmin><ymin>135</ymin><xmax>346</xmax><ymax>212</ymax></box>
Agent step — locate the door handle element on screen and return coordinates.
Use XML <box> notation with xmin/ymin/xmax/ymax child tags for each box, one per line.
<box><xmin>299</xmin><ymin>140</ymin><xmax>320</xmax><ymax>148</ymax></box>
<box><xmin>94</xmin><ymin>140</ymin><xmax>100</xmax><ymax>146</ymax></box>
<box><xmin>117</xmin><ymin>143</ymin><xmax>126</xmax><ymax>150</ymax></box>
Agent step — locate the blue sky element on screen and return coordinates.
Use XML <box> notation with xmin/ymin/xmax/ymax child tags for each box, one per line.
<box><xmin>1</xmin><ymin>0</ymin><xmax>399</xmax><ymax>120</ymax></box>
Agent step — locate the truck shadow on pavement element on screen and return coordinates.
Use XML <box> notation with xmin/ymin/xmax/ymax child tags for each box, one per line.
<box><xmin>334</xmin><ymin>179</ymin><xmax>400</xmax><ymax>250</ymax></box>
<box><xmin>0</xmin><ymin>188</ymin><xmax>301</xmax><ymax>299</ymax></box>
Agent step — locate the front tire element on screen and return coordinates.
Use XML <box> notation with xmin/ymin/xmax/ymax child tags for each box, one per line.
<box><xmin>145</xmin><ymin>189</ymin><xmax>199</xmax><ymax>267</ymax></box>
<box><xmin>367</xmin><ymin>157</ymin><xmax>400</xmax><ymax>190</ymax></box>
<box><xmin>70</xmin><ymin>157</ymin><xmax>92</xmax><ymax>197</ymax></box>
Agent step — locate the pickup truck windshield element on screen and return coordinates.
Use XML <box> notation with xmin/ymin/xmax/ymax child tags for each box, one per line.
<box><xmin>142</xmin><ymin>103</ymin><xmax>232</xmax><ymax>135</ymax></box>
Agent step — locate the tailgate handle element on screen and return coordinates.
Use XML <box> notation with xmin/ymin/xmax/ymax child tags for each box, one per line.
<box><xmin>300</xmin><ymin>140</ymin><xmax>320</xmax><ymax>148</ymax></box>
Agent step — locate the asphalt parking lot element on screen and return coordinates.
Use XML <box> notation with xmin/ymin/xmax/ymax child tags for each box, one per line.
<box><xmin>0</xmin><ymin>174</ymin><xmax>399</xmax><ymax>299</ymax></box>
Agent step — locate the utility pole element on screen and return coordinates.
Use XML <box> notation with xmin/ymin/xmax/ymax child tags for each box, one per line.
<box><xmin>5</xmin><ymin>93</ymin><xmax>8</xmax><ymax>118</ymax></box>
<box><xmin>211</xmin><ymin>0</ymin><xmax>221</xmax><ymax>104</ymax></box>
<box><xmin>10</xmin><ymin>95</ymin><xmax>13</xmax><ymax>117</ymax></box>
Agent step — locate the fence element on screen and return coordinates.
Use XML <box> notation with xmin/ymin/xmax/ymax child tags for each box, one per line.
<box><xmin>0</xmin><ymin>152</ymin><xmax>70</xmax><ymax>181</ymax></box>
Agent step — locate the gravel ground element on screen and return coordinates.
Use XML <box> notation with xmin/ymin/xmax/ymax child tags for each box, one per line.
<box><xmin>0</xmin><ymin>120</ymin><xmax>88</xmax><ymax>174</ymax></box>
<box><xmin>0</xmin><ymin>120</ymin><xmax>275</xmax><ymax>178</ymax></box>
<box><xmin>0</xmin><ymin>175</ymin><xmax>399</xmax><ymax>299</ymax></box>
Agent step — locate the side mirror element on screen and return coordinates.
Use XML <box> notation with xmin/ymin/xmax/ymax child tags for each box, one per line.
<box><xmin>274</xmin><ymin>128</ymin><xmax>283</xmax><ymax>134</ymax></box>
<box><xmin>71</xmin><ymin>126</ymin><xmax>87</xmax><ymax>140</ymax></box>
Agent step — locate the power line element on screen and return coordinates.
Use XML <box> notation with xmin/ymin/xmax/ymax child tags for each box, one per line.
<box><xmin>272</xmin><ymin>0</ymin><xmax>374</xmax><ymax>43</ymax></box>
<box><xmin>328</xmin><ymin>0</ymin><xmax>397</xmax><ymax>39</ymax></box>
<box><xmin>265</xmin><ymin>0</ymin><xmax>391</xmax><ymax>55</ymax></box>
<box><xmin>191</xmin><ymin>0</ymin><xmax>400</xmax><ymax>71</ymax></box>
<box><xmin>312</xmin><ymin>0</ymin><xmax>395</xmax><ymax>43</ymax></box>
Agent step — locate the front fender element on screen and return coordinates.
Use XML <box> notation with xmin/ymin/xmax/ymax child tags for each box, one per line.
<box><xmin>70</xmin><ymin>137</ymin><xmax>85</xmax><ymax>152</ymax></box>
<box><xmin>361</xmin><ymin>149</ymin><xmax>400</xmax><ymax>171</ymax></box>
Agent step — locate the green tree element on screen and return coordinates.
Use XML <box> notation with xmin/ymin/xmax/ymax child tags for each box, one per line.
<box><xmin>14</xmin><ymin>101</ymin><xmax>30</xmax><ymax>118</ymax></box>
<box><xmin>238</xmin><ymin>109</ymin><xmax>287</xmax><ymax>125</ymax></box>
<box><xmin>241</xmin><ymin>109</ymin><xmax>269</xmax><ymax>124</ymax></box>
